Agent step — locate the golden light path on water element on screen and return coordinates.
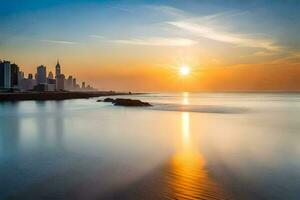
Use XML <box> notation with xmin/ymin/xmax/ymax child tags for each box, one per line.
<box><xmin>167</xmin><ymin>92</ymin><xmax>229</xmax><ymax>200</ymax></box>
<box><xmin>182</xmin><ymin>92</ymin><xmax>189</xmax><ymax>105</ymax></box>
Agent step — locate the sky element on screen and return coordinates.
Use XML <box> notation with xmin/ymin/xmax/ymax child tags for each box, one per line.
<box><xmin>1</xmin><ymin>0</ymin><xmax>300</xmax><ymax>91</ymax></box>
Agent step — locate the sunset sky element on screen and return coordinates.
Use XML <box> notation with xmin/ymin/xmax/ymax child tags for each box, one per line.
<box><xmin>1</xmin><ymin>0</ymin><xmax>300</xmax><ymax>91</ymax></box>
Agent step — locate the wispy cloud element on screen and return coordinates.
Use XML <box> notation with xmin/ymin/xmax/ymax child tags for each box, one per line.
<box><xmin>168</xmin><ymin>21</ymin><xmax>280</xmax><ymax>51</ymax></box>
<box><xmin>145</xmin><ymin>5</ymin><xmax>187</xmax><ymax>18</ymax></box>
<box><xmin>111</xmin><ymin>37</ymin><xmax>197</xmax><ymax>47</ymax></box>
<box><xmin>40</xmin><ymin>39</ymin><xmax>76</xmax><ymax>44</ymax></box>
<box><xmin>146</xmin><ymin>5</ymin><xmax>280</xmax><ymax>51</ymax></box>
<box><xmin>88</xmin><ymin>35</ymin><xmax>105</xmax><ymax>39</ymax></box>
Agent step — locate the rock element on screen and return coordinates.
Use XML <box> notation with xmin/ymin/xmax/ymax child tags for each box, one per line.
<box><xmin>97</xmin><ymin>98</ymin><xmax>152</xmax><ymax>106</ymax></box>
<box><xmin>114</xmin><ymin>98</ymin><xmax>151</xmax><ymax>107</ymax></box>
<box><xmin>103</xmin><ymin>98</ymin><xmax>115</xmax><ymax>102</ymax></box>
<box><xmin>113</xmin><ymin>98</ymin><xmax>152</xmax><ymax>107</ymax></box>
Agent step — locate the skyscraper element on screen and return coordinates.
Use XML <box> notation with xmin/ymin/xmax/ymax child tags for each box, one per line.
<box><xmin>0</xmin><ymin>60</ymin><xmax>12</xmax><ymax>89</ymax></box>
<box><xmin>48</xmin><ymin>71</ymin><xmax>54</xmax><ymax>79</ymax></box>
<box><xmin>10</xmin><ymin>63</ymin><xmax>19</xmax><ymax>88</ymax></box>
<box><xmin>18</xmin><ymin>71</ymin><xmax>24</xmax><ymax>83</ymax></box>
<box><xmin>55</xmin><ymin>60</ymin><xmax>61</xmax><ymax>79</ymax></box>
<box><xmin>28</xmin><ymin>73</ymin><xmax>33</xmax><ymax>79</ymax></box>
<box><xmin>56</xmin><ymin>74</ymin><xmax>65</xmax><ymax>90</ymax></box>
<box><xmin>66</xmin><ymin>75</ymin><xmax>73</xmax><ymax>90</ymax></box>
<box><xmin>72</xmin><ymin>78</ymin><xmax>76</xmax><ymax>88</ymax></box>
<box><xmin>47</xmin><ymin>71</ymin><xmax>56</xmax><ymax>90</ymax></box>
<box><xmin>37</xmin><ymin>65</ymin><xmax>47</xmax><ymax>84</ymax></box>
<box><xmin>55</xmin><ymin>60</ymin><xmax>62</xmax><ymax>90</ymax></box>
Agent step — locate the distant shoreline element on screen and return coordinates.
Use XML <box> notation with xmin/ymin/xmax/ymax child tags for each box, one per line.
<box><xmin>0</xmin><ymin>91</ymin><xmax>132</xmax><ymax>101</ymax></box>
<box><xmin>1</xmin><ymin>90</ymin><xmax>300</xmax><ymax>102</ymax></box>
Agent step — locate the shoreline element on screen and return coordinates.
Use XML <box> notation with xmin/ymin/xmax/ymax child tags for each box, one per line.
<box><xmin>0</xmin><ymin>91</ymin><xmax>133</xmax><ymax>101</ymax></box>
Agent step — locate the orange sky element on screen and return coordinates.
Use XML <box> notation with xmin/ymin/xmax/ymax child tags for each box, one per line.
<box><xmin>1</xmin><ymin>1</ymin><xmax>300</xmax><ymax>92</ymax></box>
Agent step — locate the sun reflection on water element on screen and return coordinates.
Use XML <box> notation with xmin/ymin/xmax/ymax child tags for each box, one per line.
<box><xmin>168</xmin><ymin>93</ymin><xmax>229</xmax><ymax>200</ymax></box>
<box><xmin>181</xmin><ymin>112</ymin><xmax>190</xmax><ymax>146</ymax></box>
<box><xmin>182</xmin><ymin>92</ymin><xmax>189</xmax><ymax>105</ymax></box>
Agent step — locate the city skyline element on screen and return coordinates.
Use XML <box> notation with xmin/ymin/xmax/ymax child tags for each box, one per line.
<box><xmin>1</xmin><ymin>0</ymin><xmax>300</xmax><ymax>91</ymax></box>
<box><xmin>0</xmin><ymin>59</ymin><xmax>95</xmax><ymax>92</ymax></box>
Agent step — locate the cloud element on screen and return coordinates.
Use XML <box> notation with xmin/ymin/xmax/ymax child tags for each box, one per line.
<box><xmin>146</xmin><ymin>5</ymin><xmax>280</xmax><ymax>51</ymax></box>
<box><xmin>167</xmin><ymin>21</ymin><xmax>280</xmax><ymax>51</ymax></box>
<box><xmin>88</xmin><ymin>35</ymin><xmax>105</xmax><ymax>39</ymax></box>
<box><xmin>145</xmin><ymin>5</ymin><xmax>187</xmax><ymax>18</ymax></box>
<box><xmin>111</xmin><ymin>37</ymin><xmax>197</xmax><ymax>47</ymax></box>
<box><xmin>40</xmin><ymin>39</ymin><xmax>76</xmax><ymax>44</ymax></box>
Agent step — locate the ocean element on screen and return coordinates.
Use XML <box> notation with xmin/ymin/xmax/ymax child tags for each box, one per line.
<box><xmin>1</xmin><ymin>93</ymin><xmax>300</xmax><ymax>200</ymax></box>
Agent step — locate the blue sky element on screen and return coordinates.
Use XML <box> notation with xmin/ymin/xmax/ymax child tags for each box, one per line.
<box><xmin>1</xmin><ymin>0</ymin><xmax>300</xmax><ymax>91</ymax></box>
<box><xmin>1</xmin><ymin>0</ymin><xmax>299</xmax><ymax>45</ymax></box>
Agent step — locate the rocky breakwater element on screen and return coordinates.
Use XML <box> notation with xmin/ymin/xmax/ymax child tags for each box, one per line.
<box><xmin>98</xmin><ymin>98</ymin><xmax>152</xmax><ymax>107</ymax></box>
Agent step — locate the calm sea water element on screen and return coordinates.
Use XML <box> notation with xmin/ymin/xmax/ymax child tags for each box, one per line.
<box><xmin>1</xmin><ymin>93</ymin><xmax>300</xmax><ymax>200</ymax></box>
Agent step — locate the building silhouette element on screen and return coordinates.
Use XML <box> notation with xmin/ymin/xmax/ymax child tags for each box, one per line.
<box><xmin>11</xmin><ymin>63</ymin><xmax>19</xmax><ymax>88</ymax></box>
<box><xmin>57</xmin><ymin>74</ymin><xmax>65</xmax><ymax>90</ymax></box>
<box><xmin>20</xmin><ymin>73</ymin><xmax>36</xmax><ymax>91</ymax></box>
<box><xmin>18</xmin><ymin>71</ymin><xmax>24</xmax><ymax>87</ymax></box>
<box><xmin>28</xmin><ymin>73</ymin><xmax>33</xmax><ymax>80</ymax></box>
<box><xmin>37</xmin><ymin>65</ymin><xmax>47</xmax><ymax>84</ymax></box>
<box><xmin>72</xmin><ymin>78</ymin><xmax>77</xmax><ymax>88</ymax></box>
<box><xmin>55</xmin><ymin>60</ymin><xmax>61</xmax><ymax>79</ymax></box>
<box><xmin>48</xmin><ymin>71</ymin><xmax>54</xmax><ymax>79</ymax></box>
<box><xmin>66</xmin><ymin>75</ymin><xmax>73</xmax><ymax>90</ymax></box>
<box><xmin>47</xmin><ymin>71</ymin><xmax>56</xmax><ymax>91</ymax></box>
<box><xmin>0</xmin><ymin>60</ymin><xmax>11</xmax><ymax>89</ymax></box>
<box><xmin>1</xmin><ymin>58</ymin><xmax>96</xmax><ymax>92</ymax></box>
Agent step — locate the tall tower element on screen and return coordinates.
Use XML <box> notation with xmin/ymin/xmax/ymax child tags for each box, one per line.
<box><xmin>55</xmin><ymin>60</ymin><xmax>61</xmax><ymax>79</ymax></box>
<box><xmin>0</xmin><ymin>60</ymin><xmax>11</xmax><ymax>89</ymax></box>
<box><xmin>37</xmin><ymin>65</ymin><xmax>47</xmax><ymax>84</ymax></box>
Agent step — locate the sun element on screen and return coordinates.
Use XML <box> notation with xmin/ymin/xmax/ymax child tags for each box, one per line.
<box><xmin>179</xmin><ymin>65</ymin><xmax>190</xmax><ymax>76</ymax></box>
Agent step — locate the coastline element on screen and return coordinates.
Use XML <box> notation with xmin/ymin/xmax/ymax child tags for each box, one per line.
<box><xmin>0</xmin><ymin>91</ymin><xmax>132</xmax><ymax>101</ymax></box>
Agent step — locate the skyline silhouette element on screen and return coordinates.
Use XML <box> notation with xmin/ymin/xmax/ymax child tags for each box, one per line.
<box><xmin>0</xmin><ymin>59</ymin><xmax>95</xmax><ymax>92</ymax></box>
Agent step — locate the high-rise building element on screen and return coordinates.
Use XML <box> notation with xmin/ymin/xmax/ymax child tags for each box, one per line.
<box><xmin>82</xmin><ymin>82</ymin><xmax>85</xmax><ymax>89</ymax></box>
<box><xmin>18</xmin><ymin>71</ymin><xmax>24</xmax><ymax>82</ymax></box>
<box><xmin>20</xmin><ymin>72</ymin><xmax>36</xmax><ymax>91</ymax></box>
<box><xmin>37</xmin><ymin>65</ymin><xmax>47</xmax><ymax>84</ymax></box>
<box><xmin>18</xmin><ymin>71</ymin><xmax>24</xmax><ymax>89</ymax></box>
<box><xmin>20</xmin><ymin>78</ymin><xmax>36</xmax><ymax>91</ymax></box>
<box><xmin>55</xmin><ymin>60</ymin><xmax>62</xmax><ymax>90</ymax></box>
<box><xmin>55</xmin><ymin>60</ymin><xmax>61</xmax><ymax>79</ymax></box>
<box><xmin>0</xmin><ymin>61</ymin><xmax>5</xmax><ymax>88</ymax></box>
<box><xmin>56</xmin><ymin>74</ymin><xmax>65</xmax><ymax>90</ymax></box>
<box><xmin>66</xmin><ymin>75</ymin><xmax>73</xmax><ymax>90</ymax></box>
<box><xmin>47</xmin><ymin>71</ymin><xmax>56</xmax><ymax>90</ymax></box>
<box><xmin>0</xmin><ymin>60</ymin><xmax>11</xmax><ymax>89</ymax></box>
<box><xmin>48</xmin><ymin>71</ymin><xmax>54</xmax><ymax>79</ymax></box>
<box><xmin>28</xmin><ymin>73</ymin><xmax>33</xmax><ymax>79</ymax></box>
<box><xmin>72</xmin><ymin>78</ymin><xmax>76</xmax><ymax>88</ymax></box>
<box><xmin>11</xmin><ymin>63</ymin><xmax>19</xmax><ymax>88</ymax></box>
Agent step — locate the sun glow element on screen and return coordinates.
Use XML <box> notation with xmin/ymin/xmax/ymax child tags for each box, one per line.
<box><xmin>179</xmin><ymin>65</ymin><xmax>190</xmax><ymax>76</ymax></box>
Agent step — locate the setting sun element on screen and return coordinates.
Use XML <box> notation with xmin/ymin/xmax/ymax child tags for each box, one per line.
<box><xmin>180</xmin><ymin>65</ymin><xmax>190</xmax><ymax>76</ymax></box>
